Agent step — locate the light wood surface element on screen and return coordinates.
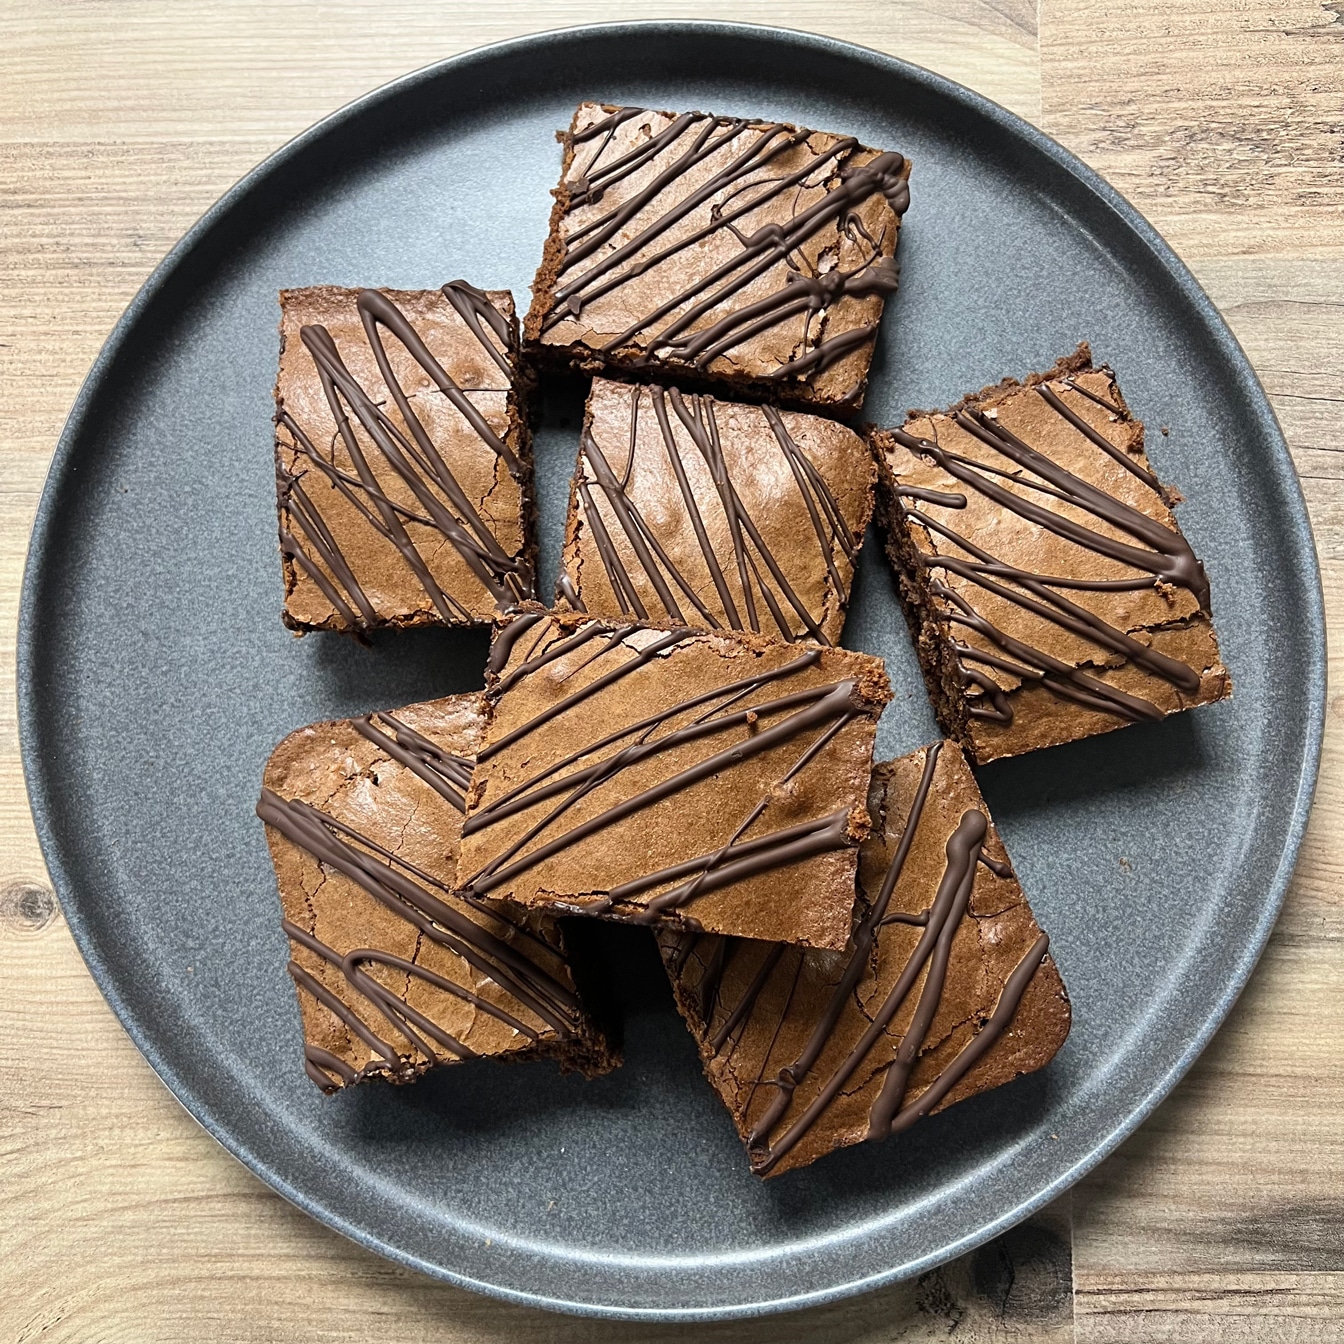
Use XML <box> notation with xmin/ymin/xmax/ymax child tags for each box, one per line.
<box><xmin>2</xmin><ymin>3</ymin><xmax>1341</xmax><ymax>1339</ymax></box>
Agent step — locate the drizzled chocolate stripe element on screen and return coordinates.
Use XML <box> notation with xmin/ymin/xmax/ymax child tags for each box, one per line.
<box><xmin>544</xmin><ymin>106</ymin><xmax>908</xmax><ymax>396</ymax></box>
<box><xmin>463</xmin><ymin>622</ymin><xmax>866</xmax><ymax>918</ymax></box>
<box><xmin>278</xmin><ymin>287</ymin><xmax>534</xmax><ymax>628</ymax></box>
<box><xmin>889</xmin><ymin>376</ymin><xmax>1211</xmax><ymax>727</ymax></box>
<box><xmin>881</xmin><ymin>932</ymin><xmax>1049</xmax><ymax>1136</ymax></box>
<box><xmin>438</xmin><ymin>279</ymin><xmax>515</xmax><ymax>377</ymax></box>
<box><xmin>465</xmin><ymin>681</ymin><xmax>861</xmax><ymax>903</ymax></box>
<box><xmin>480</xmin><ymin>627</ymin><xmax>689</xmax><ymax>761</ymax></box>
<box><xmin>258</xmin><ymin>789</ymin><xmax>582</xmax><ymax>1045</ymax></box>
<box><xmin>470</xmin><ymin>648</ymin><xmax>824</xmax><ymax>829</ymax></box>
<box><xmin>351</xmin><ymin>711</ymin><xmax>474</xmax><ymax>812</ymax></box>
<box><xmin>740</xmin><ymin>741</ymin><xmax>945</xmax><ymax>1167</ymax></box>
<box><xmin>672</xmin><ymin>742</ymin><xmax>1051</xmax><ymax>1173</ymax></box>
<box><xmin>573</xmin><ymin>386</ymin><xmax>860</xmax><ymax>643</ymax></box>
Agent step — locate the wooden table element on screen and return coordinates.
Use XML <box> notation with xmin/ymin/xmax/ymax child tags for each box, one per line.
<box><xmin>2</xmin><ymin>3</ymin><xmax>1340</xmax><ymax>1338</ymax></box>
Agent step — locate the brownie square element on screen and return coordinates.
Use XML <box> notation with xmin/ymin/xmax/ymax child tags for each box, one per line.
<box><xmin>556</xmin><ymin>378</ymin><xmax>876</xmax><ymax>643</ymax></box>
<box><xmin>274</xmin><ymin>284</ymin><xmax>536</xmax><ymax>633</ymax></box>
<box><xmin>525</xmin><ymin>103</ymin><xmax>911</xmax><ymax>411</ymax></box>
<box><xmin>658</xmin><ymin>740</ymin><xmax>1071</xmax><ymax>1177</ymax></box>
<box><xmin>257</xmin><ymin>692</ymin><xmax>617</xmax><ymax>1092</ymax></box>
<box><xmin>457</xmin><ymin>611</ymin><xmax>892</xmax><ymax>950</ymax></box>
<box><xmin>870</xmin><ymin>345</ymin><xmax>1231</xmax><ymax>764</ymax></box>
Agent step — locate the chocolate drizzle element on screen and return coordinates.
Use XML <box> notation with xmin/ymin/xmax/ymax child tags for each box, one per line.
<box><xmin>667</xmin><ymin>743</ymin><xmax>1053</xmax><ymax>1174</ymax></box>
<box><xmin>886</xmin><ymin>372</ymin><xmax>1213</xmax><ymax>727</ymax></box>
<box><xmin>258</xmin><ymin>785</ymin><xmax>582</xmax><ymax>1092</ymax></box>
<box><xmin>462</xmin><ymin>618</ymin><xmax>873</xmax><ymax>924</ymax></box>
<box><xmin>570</xmin><ymin>385</ymin><xmax>861</xmax><ymax>643</ymax></box>
<box><xmin>542</xmin><ymin>106</ymin><xmax>908</xmax><ymax>397</ymax></box>
<box><xmin>351</xmin><ymin>711</ymin><xmax>473</xmax><ymax>812</ymax></box>
<box><xmin>276</xmin><ymin>286</ymin><xmax>534</xmax><ymax>631</ymax></box>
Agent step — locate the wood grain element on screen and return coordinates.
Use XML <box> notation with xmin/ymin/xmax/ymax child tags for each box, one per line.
<box><xmin>1041</xmin><ymin>0</ymin><xmax>1344</xmax><ymax>260</ymax></box>
<box><xmin>1042</xmin><ymin>5</ymin><xmax>1344</xmax><ymax>1337</ymax></box>
<box><xmin>1</xmin><ymin>1</ymin><xmax>1341</xmax><ymax>1339</ymax></box>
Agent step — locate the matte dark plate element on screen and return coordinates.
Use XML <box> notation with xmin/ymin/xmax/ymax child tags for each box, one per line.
<box><xmin>18</xmin><ymin>22</ymin><xmax>1325</xmax><ymax>1321</ymax></box>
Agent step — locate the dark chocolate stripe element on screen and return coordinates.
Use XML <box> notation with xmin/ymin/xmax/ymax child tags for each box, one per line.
<box><xmin>1037</xmin><ymin>383</ymin><xmax>1162</xmax><ymax>492</ymax></box>
<box><xmin>917</xmin><ymin>516</ymin><xmax>1200</xmax><ymax>691</ymax></box>
<box><xmin>930</xmin><ymin>575</ymin><xmax>1163</xmax><ymax>723</ymax></box>
<box><xmin>350</xmin><ymin>712</ymin><xmax>472</xmax><ymax>812</ymax></box>
<box><xmin>712</xmin><ymin>943</ymin><xmax>785</xmax><ymax>1052</ymax></box>
<box><xmin>649</xmin><ymin>387</ymin><xmax>740</xmax><ymax>626</ymax></box>
<box><xmin>258</xmin><ymin>789</ymin><xmax>580</xmax><ymax>1036</ymax></box>
<box><xmin>278</xmin><ymin>287</ymin><xmax>533</xmax><ymax>628</ymax></box>
<box><xmin>708</xmin><ymin>741</ymin><xmax>1049</xmax><ymax>1171</ymax></box>
<box><xmin>463</xmin><ymin>620</ymin><xmax>865</xmax><ymax>916</ymax></box>
<box><xmin>568</xmin><ymin>390</ymin><xmax>859</xmax><ymax>644</ymax></box>
<box><xmin>946</xmin><ymin>406</ymin><xmax>1208</xmax><ymax>605</ymax></box>
<box><xmin>750</xmin><ymin>803</ymin><xmax>988</xmax><ymax>1173</ymax></box>
<box><xmin>633</xmin><ymin>807</ymin><xmax>853</xmax><ymax>920</ymax></box>
<box><xmin>580</xmin><ymin>428</ymin><xmax>686</xmax><ymax>623</ymax></box>
<box><xmin>469</xmin><ymin>650</ymin><xmax>823</xmax><ymax>828</ymax></box>
<box><xmin>303</xmin><ymin>1041</ymin><xmax>359</xmax><ymax>1091</ymax></box>
<box><xmin>556</xmin><ymin>573</ymin><xmax>587</xmax><ymax>611</ymax></box>
<box><xmin>863</xmin><ymin>811</ymin><xmax>984</xmax><ymax>1137</ymax></box>
<box><xmin>552</xmin><ymin>120</ymin><xmax>810</xmax><ymax>311</ymax></box>
<box><xmin>479</xmin><ymin>627</ymin><xmax>690</xmax><ymax>762</ymax></box>
<box><xmin>464</xmin><ymin>680</ymin><xmax>861</xmax><ymax>897</ymax></box>
<box><xmin>471</xmin><ymin>682</ymin><xmax>836</xmax><ymax>835</ymax></box>
<box><xmin>883</xmin><ymin>933</ymin><xmax>1050</xmax><ymax>1135</ymax></box>
<box><xmin>571</xmin><ymin>104</ymin><xmax>646</xmax><ymax>144</ymax></box>
<box><xmin>491</xmin><ymin>619</ymin><xmax>607</xmax><ymax>695</ymax></box>
<box><xmin>887</xmin><ymin>377</ymin><xmax>1211</xmax><ymax>725</ymax></box>
<box><xmin>488</xmin><ymin>610</ymin><xmax>545</xmax><ymax>676</ymax></box>
<box><xmin>546</xmin><ymin>108</ymin><xmax>907</xmax><ymax>396</ymax></box>
<box><xmin>744</xmin><ymin>742</ymin><xmax>942</xmax><ymax>1160</ymax></box>
<box><xmin>563</xmin><ymin>116</ymin><xmax>754</xmax><ymax>261</ymax></box>
<box><xmin>286</xmin><ymin>917</ymin><xmax>545</xmax><ymax>1052</ymax></box>
<box><xmin>439</xmin><ymin>279</ymin><xmax>514</xmax><ymax>376</ymax></box>
<box><xmin>285</xmin><ymin>919</ymin><xmax>475</xmax><ymax>1069</ymax></box>
<box><xmin>357</xmin><ymin>288</ymin><xmax>521</xmax><ymax>476</ymax></box>
<box><xmin>576</xmin><ymin>471</ymin><xmax>650</xmax><ymax>619</ymax></box>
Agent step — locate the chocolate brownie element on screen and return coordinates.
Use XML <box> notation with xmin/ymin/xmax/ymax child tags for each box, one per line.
<box><xmin>658</xmin><ymin>740</ymin><xmax>1071</xmax><ymax>1177</ymax></box>
<box><xmin>556</xmin><ymin>378</ymin><xmax>876</xmax><ymax>643</ymax></box>
<box><xmin>525</xmin><ymin>103</ymin><xmax>910</xmax><ymax>411</ymax></box>
<box><xmin>257</xmin><ymin>693</ymin><xmax>616</xmax><ymax>1092</ymax></box>
<box><xmin>870</xmin><ymin>345</ymin><xmax>1230</xmax><ymax>764</ymax></box>
<box><xmin>274</xmin><ymin>284</ymin><xmax>536</xmax><ymax>634</ymax></box>
<box><xmin>456</xmin><ymin>611</ymin><xmax>892</xmax><ymax>950</ymax></box>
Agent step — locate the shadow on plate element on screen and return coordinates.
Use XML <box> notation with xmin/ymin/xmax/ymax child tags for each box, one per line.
<box><xmin>304</xmin><ymin>621</ymin><xmax>490</xmax><ymax>711</ymax></box>
<box><xmin>976</xmin><ymin>703</ymin><xmax>1213</xmax><ymax>820</ymax></box>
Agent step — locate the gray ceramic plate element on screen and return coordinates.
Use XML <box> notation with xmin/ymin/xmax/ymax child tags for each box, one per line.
<box><xmin>18</xmin><ymin>21</ymin><xmax>1325</xmax><ymax>1321</ymax></box>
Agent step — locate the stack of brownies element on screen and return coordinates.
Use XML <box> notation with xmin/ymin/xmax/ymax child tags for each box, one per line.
<box><xmin>257</xmin><ymin>102</ymin><xmax>1229</xmax><ymax>1178</ymax></box>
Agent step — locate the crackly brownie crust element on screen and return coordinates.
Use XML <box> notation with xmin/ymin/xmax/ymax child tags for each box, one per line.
<box><xmin>658</xmin><ymin>740</ymin><xmax>1071</xmax><ymax>1177</ymax></box>
<box><xmin>274</xmin><ymin>284</ymin><xmax>537</xmax><ymax>634</ymax></box>
<box><xmin>556</xmin><ymin>378</ymin><xmax>876</xmax><ymax>643</ymax></box>
<box><xmin>257</xmin><ymin>692</ymin><xmax>617</xmax><ymax>1092</ymax></box>
<box><xmin>456</xmin><ymin>609</ymin><xmax>891</xmax><ymax>950</ymax></box>
<box><xmin>525</xmin><ymin>103</ymin><xmax>911</xmax><ymax>412</ymax></box>
<box><xmin>870</xmin><ymin>344</ymin><xmax>1230</xmax><ymax>764</ymax></box>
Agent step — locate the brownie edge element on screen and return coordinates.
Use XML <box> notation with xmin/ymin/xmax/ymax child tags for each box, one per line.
<box><xmin>526</xmin><ymin>102</ymin><xmax>910</xmax><ymax>411</ymax></box>
<box><xmin>458</xmin><ymin>609</ymin><xmax>891</xmax><ymax>950</ymax></box>
<box><xmin>658</xmin><ymin>740</ymin><xmax>1071</xmax><ymax>1178</ymax></box>
<box><xmin>258</xmin><ymin>692</ymin><xmax>618</xmax><ymax>1092</ymax></box>
<box><xmin>274</xmin><ymin>284</ymin><xmax>537</xmax><ymax>634</ymax></box>
<box><xmin>870</xmin><ymin>344</ymin><xmax>1230</xmax><ymax>764</ymax></box>
<box><xmin>557</xmin><ymin>377</ymin><xmax>876</xmax><ymax>643</ymax></box>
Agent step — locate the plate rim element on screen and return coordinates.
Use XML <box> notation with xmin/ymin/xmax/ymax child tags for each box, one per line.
<box><xmin>17</xmin><ymin>19</ymin><xmax>1328</xmax><ymax>1321</ymax></box>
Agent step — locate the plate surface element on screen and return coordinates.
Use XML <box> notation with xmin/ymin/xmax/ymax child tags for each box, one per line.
<box><xmin>18</xmin><ymin>22</ymin><xmax>1325</xmax><ymax>1320</ymax></box>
